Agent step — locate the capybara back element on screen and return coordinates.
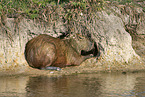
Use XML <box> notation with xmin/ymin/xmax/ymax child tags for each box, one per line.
<box><xmin>25</xmin><ymin>34</ymin><xmax>58</xmax><ymax>69</ymax></box>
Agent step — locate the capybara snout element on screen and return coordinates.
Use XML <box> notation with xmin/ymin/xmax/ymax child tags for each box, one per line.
<box><xmin>24</xmin><ymin>34</ymin><xmax>100</xmax><ymax>70</ymax></box>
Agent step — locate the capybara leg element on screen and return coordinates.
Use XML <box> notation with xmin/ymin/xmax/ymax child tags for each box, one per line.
<box><xmin>40</xmin><ymin>66</ymin><xmax>61</xmax><ymax>71</ymax></box>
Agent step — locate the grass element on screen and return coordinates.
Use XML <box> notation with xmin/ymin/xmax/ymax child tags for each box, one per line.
<box><xmin>0</xmin><ymin>0</ymin><xmax>105</xmax><ymax>19</ymax></box>
<box><xmin>0</xmin><ymin>0</ymin><xmax>144</xmax><ymax>19</ymax></box>
<box><xmin>0</xmin><ymin>0</ymin><xmax>144</xmax><ymax>36</ymax></box>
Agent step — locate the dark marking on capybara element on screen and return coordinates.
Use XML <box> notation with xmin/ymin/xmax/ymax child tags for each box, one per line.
<box><xmin>24</xmin><ymin>34</ymin><xmax>100</xmax><ymax>70</ymax></box>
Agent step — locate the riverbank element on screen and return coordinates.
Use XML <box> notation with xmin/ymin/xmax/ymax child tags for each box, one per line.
<box><xmin>0</xmin><ymin>61</ymin><xmax>144</xmax><ymax>77</ymax></box>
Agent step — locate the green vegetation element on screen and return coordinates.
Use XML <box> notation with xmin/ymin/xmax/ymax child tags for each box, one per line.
<box><xmin>0</xmin><ymin>0</ymin><xmax>144</xmax><ymax>20</ymax></box>
<box><xmin>0</xmin><ymin>0</ymin><xmax>144</xmax><ymax>19</ymax></box>
<box><xmin>0</xmin><ymin>0</ymin><xmax>144</xmax><ymax>35</ymax></box>
<box><xmin>106</xmin><ymin>0</ymin><xmax>145</xmax><ymax>10</ymax></box>
<box><xmin>0</xmin><ymin>0</ymin><xmax>105</xmax><ymax>20</ymax></box>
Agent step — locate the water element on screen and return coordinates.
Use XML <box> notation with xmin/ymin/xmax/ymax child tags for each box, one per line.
<box><xmin>0</xmin><ymin>72</ymin><xmax>145</xmax><ymax>97</ymax></box>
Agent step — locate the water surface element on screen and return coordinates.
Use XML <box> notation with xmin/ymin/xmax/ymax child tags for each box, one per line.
<box><xmin>0</xmin><ymin>72</ymin><xmax>145</xmax><ymax>97</ymax></box>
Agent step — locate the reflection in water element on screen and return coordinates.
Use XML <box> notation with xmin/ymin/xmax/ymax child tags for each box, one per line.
<box><xmin>0</xmin><ymin>72</ymin><xmax>145</xmax><ymax>97</ymax></box>
<box><xmin>0</xmin><ymin>76</ymin><xmax>29</xmax><ymax>97</ymax></box>
<box><xmin>26</xmin><ymin>75</ymin><xmax>102</xmax><ymax>97</ymax></box>
<box><xmin>134</xmin><ymin>77</ymin><xmax>145</xmax><ymax>96</ymax></box>
<box><xmin>26</xmin><ymin>76</ymin><xmax>70</xmax><ymax>97</ymax></box>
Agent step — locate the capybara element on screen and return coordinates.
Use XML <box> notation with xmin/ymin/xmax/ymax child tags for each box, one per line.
<box><xmin>24</xmin><ymin>34</ymin><xmax>100</xmax><ymax>70</ymax></box>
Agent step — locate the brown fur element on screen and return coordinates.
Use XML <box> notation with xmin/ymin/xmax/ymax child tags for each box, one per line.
<box><xmin>24</xmin><ymin>34</ymin><xmax>99</xmax><ymax>69</ymax></box>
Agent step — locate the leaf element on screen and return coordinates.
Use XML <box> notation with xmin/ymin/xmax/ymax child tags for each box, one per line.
<box><xmin>25</xmin><ymin>9</ymin><xmax>30</xmax><ymax>14</ymax></box>
<box><xmin>0</xmin><ymin>11</ymin><xmax>2</xmax><ymax>15</ymax></box>
<box><xmin>33</xmin><ymin>9</ymin><xmax>39</xmax><ymax>14</ymax></box>
<box><xmin>0</xmin><ymin>5</ymin><xmax>2</xmax><ymax>10</ymax></box>
<box><xmin>30</xmin><ymin>14</ymin><xmax>38</xmax><ymax>19</ymax></box>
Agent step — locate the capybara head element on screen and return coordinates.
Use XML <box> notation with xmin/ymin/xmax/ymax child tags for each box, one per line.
<box><xmin>24</xmin><ymin>34</ymin><xmax>100</xmax><ymax>70</ymax></box>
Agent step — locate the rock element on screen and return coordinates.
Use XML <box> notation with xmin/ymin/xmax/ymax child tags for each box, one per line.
<box><xmin>80</xmin><ymin>11</ymin><xmax>141</xmax><ymax>66</ymax></box>
<box><xmin>108</xmin><ymin>4</ymin><xmax>145</xmax><ymax>63</ymax></box>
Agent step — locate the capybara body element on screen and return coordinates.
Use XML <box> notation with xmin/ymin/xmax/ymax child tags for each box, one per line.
<box><xmin>25</xmin><ymin>34</ymin><xmax>99</xmax><ymax>70</ymax></box>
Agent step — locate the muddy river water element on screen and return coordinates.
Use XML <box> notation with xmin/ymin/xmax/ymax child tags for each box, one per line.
<box><xmin>0</xmin><ymin>72</ymin><xmax>145</xmax><ymax>97</ymax></box>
